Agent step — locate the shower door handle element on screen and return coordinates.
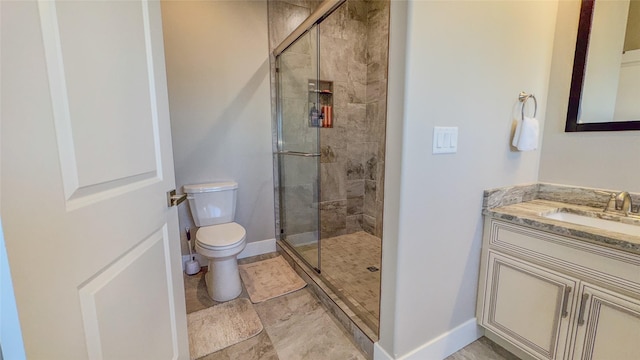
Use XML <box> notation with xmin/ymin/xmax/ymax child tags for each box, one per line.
<box><xmin>275</xmin><ymin>151</ymin><xmax>320</xmax><ymax>157</ymax></box>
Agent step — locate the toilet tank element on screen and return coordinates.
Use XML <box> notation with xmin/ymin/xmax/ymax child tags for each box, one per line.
<box><xmin>183</xmin><ymin>181</ymin><xmax>238</xmax><ymax>227</ymax></box>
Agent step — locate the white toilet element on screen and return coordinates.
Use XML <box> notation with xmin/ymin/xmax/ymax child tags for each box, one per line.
<box><xmin>184</xmin><ymin>181</ymin><xmax>247</xmax><ymax>302</ymax></box>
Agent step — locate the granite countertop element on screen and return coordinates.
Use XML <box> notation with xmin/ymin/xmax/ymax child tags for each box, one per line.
<box><xmin>483</xmin><ymin>184</ymin><xmax>640</xmax><ymax>256</ymax></box>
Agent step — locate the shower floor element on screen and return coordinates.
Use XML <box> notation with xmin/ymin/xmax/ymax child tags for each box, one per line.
<box><xmin>297</xmin><ymin>231</ymin><xmax>381</xmax><ymax>331</ymax></box>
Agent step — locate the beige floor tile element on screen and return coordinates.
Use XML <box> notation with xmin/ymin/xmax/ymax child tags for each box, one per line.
<box><xmin>187</xmin><ymin>298</ymin><xmax>263</xmax><ymax>359</ymax></box>
<box><xmin>196</xmin><ymin>331</ymin><xmax>278</xmax><ymax>360</ymax></box>
<box><xmin>254</xmin><ymin>288</ymin><xmax>367</xmax><ymax>360</ymax></box>
<box><xmin>445</xmin><ymin>337</ymin><xmax>520</xmax><ymax>360</ymax></box>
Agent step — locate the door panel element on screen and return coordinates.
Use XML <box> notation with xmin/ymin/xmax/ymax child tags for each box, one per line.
<box><xmin>482</xmin><ymin>251</ymin><xmax>576</xmax><ymax>360</ymax></box>
<box><xmin>277</xmin><ymin>25</ymin><xmax>321</xmax><ymax>270</ymax></box>
<box><xmin>79</xmin><ymin>226</ymin><xmax>177</xmax><ymax>359</ymax></box>
<box><xmin>1</xmin><ymin>1</ymin><xmax>188</xmax><ymax>358</ymax></box>
<box><xmin>40</xmin><ymin>0</ymin><xmax>162</xmax><ymax>209</ymax></box>
<box><xmin>572</xmin><ymin>284</ymin><xmax>640</xmax><ymax>360</ymax></box>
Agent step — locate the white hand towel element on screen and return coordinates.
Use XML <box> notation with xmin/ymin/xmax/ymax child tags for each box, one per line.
<box><xmin>512</xmin><ymin>116</ymin><xmax>539</xmax><ymax>151</ymax></box>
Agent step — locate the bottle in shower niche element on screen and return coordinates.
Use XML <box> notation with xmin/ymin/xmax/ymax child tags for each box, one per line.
<box><xmin>308</xmin><ymin>79</ymin><xmax>333</xmax><ymax>128</ymax></box>
<box><xmin>321</xmin><ymin>106</ymin><xmax>332</xmax><ymax>128</ymax></box>
<box><xmin>309</xmin><ymin>105</ymin><xmax>321</xmax><ymax>127</ymax></box>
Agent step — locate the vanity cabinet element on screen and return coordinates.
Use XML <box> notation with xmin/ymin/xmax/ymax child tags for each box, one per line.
<box><xmin>477</xmin><ymin>219</ymin><xmax>640</xmax><ymax>360</ymax></box>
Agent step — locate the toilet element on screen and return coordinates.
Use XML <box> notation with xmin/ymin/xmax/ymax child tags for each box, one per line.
<box><xmin>184</xmin><ymin>181</ymin><xmax>247</xmax><ymax>302</ymax></box>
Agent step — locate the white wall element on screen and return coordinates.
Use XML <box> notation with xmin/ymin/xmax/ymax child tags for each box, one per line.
<box><xmin>161</xmin><ymin>0</ymin><xmax>275</xmax><ymax>254</ymax></box>
<box><xmin>539</xmin><ymin>0</ymin><xmax>640</xmax><ymax>193</ymax></box>
<box><xmin>378</xmin><ymin>1</ymin><xmax>558</xmax><ymax>358</ymax></box>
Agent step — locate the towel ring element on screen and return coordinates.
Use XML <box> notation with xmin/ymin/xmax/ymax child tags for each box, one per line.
<box><xmin>518</xmin><ymin>92</ymin><xmax>537</xmax><ymax>120</ymax></box>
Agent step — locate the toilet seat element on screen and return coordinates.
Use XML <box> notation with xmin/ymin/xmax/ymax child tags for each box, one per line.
<box><xmin>196</xmin><ymin>222</ymin><xmax>246</xmax><ymax>250</ymax></box>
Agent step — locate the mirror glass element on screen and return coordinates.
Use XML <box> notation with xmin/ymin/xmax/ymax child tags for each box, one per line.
<box><xmin>566</xmin><ymin>0</ymin><xmax>640</xmax><ymax>131</ymax></box>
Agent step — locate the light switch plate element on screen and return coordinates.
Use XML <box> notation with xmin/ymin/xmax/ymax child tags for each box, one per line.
<box><xmin>433</xmin><ymin>126</ymin><xmax>458</xmax><ymax>154</ymax></box>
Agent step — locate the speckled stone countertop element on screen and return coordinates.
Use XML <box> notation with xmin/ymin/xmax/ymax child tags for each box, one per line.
<box><xmin>483</xmin><ymin>183</ymin><xmax>640</xmax><ymax>255</ymax></box>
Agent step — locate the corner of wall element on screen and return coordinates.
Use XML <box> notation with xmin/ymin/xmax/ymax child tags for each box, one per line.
<box><xmin>378</xmin><ymin>0</ymin><xmax>410</xmax><ymax>357</ymax></box>
<box><xmin>374</xmin><ymin>341</ymin><xmax>394</xmax><ymax>360</ymax></box>
<box><xmin>375</xmin><ymin>320</ymin><xmax>482</xmax><ymax>360</ymax></box>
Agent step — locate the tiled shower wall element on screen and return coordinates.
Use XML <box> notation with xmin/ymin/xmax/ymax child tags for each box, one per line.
<box><xmin>269</xmin><ymin>0</ymin><xmax>389</xmax><ymax>240</ymax></box>
<box><xmin>366</xmin><ymin>0</ymin><xmax>389</xmax><ymax>238</ymax></box>
<box><xmin>318</xmin><ymin>1</ymin><xmax>389</xmax><ymax>239</ymax></box>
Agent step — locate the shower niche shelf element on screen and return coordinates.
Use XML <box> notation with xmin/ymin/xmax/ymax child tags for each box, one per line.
<box><xmin>308</xmin><ymin>80</ymin><xmax>333</xmax><ymax>128</ymax></box>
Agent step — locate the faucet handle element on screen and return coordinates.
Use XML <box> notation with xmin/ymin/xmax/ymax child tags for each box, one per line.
<box><xmin>603</xmin><ymin>193</ymin><xmax>617</xmax><ymax>213</ymax></box>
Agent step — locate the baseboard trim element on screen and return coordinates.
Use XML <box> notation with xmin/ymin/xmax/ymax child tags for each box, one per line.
<box><xmin>181</xmin><ymin>238</ymin><xmax>277</xmax><ymax>270</ymax></box>
<box><xmin>374</xmin><ymin>318</ymin><xmax>482</xmax><ymax>360</ymax></box>
<box><xmin>374</xmin><ymin>342</ymin><xmax>394</xmax><ymax>360</ymax></box>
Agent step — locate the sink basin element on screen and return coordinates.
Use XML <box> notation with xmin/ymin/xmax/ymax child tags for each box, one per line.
<box><xmin>543</xmin><ymin>211</ymin><xmax>640</xmax><ymax>236</ymax></box>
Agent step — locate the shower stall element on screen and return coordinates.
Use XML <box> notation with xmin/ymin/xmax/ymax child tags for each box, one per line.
<box><xmin>271</xmin><ymin>0</ymin><xmax>390</xmax><ymax>337</ymax></box>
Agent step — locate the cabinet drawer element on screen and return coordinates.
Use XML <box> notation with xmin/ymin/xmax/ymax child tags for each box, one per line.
<box><xmin>488</xmin><ymin>219</ymin><xmax>640</xmax><ymax>293</ymax></box>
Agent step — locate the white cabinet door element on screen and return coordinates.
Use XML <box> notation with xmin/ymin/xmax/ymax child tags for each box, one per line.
<box><xmin>571</xmin><ymin>284</ymin><xmax>640</xmax><ymax>360</ymax></box>
<box><xmin>481</xmin><ymin>251</ymin><xmax>577</xmax><ymax>360</ymax></box>
<box><xmin>1</xmin><ymin>1</ymin><xmax>188</xmax><ymax>358</ymax></box>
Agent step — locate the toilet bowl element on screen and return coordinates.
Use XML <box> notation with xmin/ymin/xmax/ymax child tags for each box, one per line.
<box><xmin>195</xmin><ymin>222</ymin><xmax>246</xmax><ymax>302</ymax></box>
<box><xmin>184</xmin><ymin>181</ymin><xmax>247</xmax><ymax>302</ymax></box>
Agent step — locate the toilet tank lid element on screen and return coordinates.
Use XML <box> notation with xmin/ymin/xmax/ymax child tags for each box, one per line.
<box><xmin>183</xmin><ymin>181</ymin><xmax>238</xmax><ymax>194</ymax></box>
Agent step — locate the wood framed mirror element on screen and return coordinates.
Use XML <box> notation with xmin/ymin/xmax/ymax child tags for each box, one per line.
<box><xmin>566</xmin><ymin>0</ymin><xmax>640</xmax><ymax>132</ymax></box>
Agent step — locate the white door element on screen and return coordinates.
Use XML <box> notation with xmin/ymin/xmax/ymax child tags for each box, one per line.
<box><xmin>571</xmin><ymin>284</ymin><xmax>640</xmax><ymax>360</ymax></box>
<box><xmin>1</xmin><ymin>1</ymin><xmax>189</xmax><ymax>359</ymax></box>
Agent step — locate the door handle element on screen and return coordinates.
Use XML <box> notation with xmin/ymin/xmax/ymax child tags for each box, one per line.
<box><xmin>167</xmin><ymin>190</ymin><xmax>187</xmax><ymax>207</ymax></box>
<box><xmin>577</xmin><ymin>293</ymin><xmax>590</xmax><ymax>326</ymax></box>
<box><xmin>274</xmin><ymin>151</ymin><xmax>320</xmax><ymax>157</ymax></box>
<box><xmin>561</xmin><ymin>286</ymin><xmax>572</xmax><ymax>318</ymax></box>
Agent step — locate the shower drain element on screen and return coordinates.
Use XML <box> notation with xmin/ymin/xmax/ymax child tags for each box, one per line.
<box><xmin>367</xmin><ymin>266</ymin><xmax>379</xmax><ymax>272</ymax></box>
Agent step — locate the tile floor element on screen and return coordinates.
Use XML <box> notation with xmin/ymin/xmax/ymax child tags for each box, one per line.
<box><xmin>444</xmin><ymin>337</ymin><xmax>520</xmax><ymax>360</ymax></box>
<box><xmin>183</xmin><ymin>253</ymin><xmax>518</xmax><ymax>360</ymax></box>
<box><xmin>184</xmin><ymin>255</ymin><xmax>367</xmax><ymax>360</ymax></box>
<box><xmin>297</xmin><ymin>231</ymin><xmax>382</xmax><ymax>331</ymax></box>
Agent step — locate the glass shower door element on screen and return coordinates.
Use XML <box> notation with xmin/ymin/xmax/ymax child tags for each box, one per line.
<box><xmin>276</xmin><ymin>26</ymin><xmax>321</xmax><ymax>270</ymax></box>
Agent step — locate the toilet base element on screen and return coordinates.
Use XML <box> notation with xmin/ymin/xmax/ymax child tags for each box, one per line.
<box><xmin>204</xmin><ymin>256</ymin><xmax>242</xmax><ymax>302</ymax></box>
